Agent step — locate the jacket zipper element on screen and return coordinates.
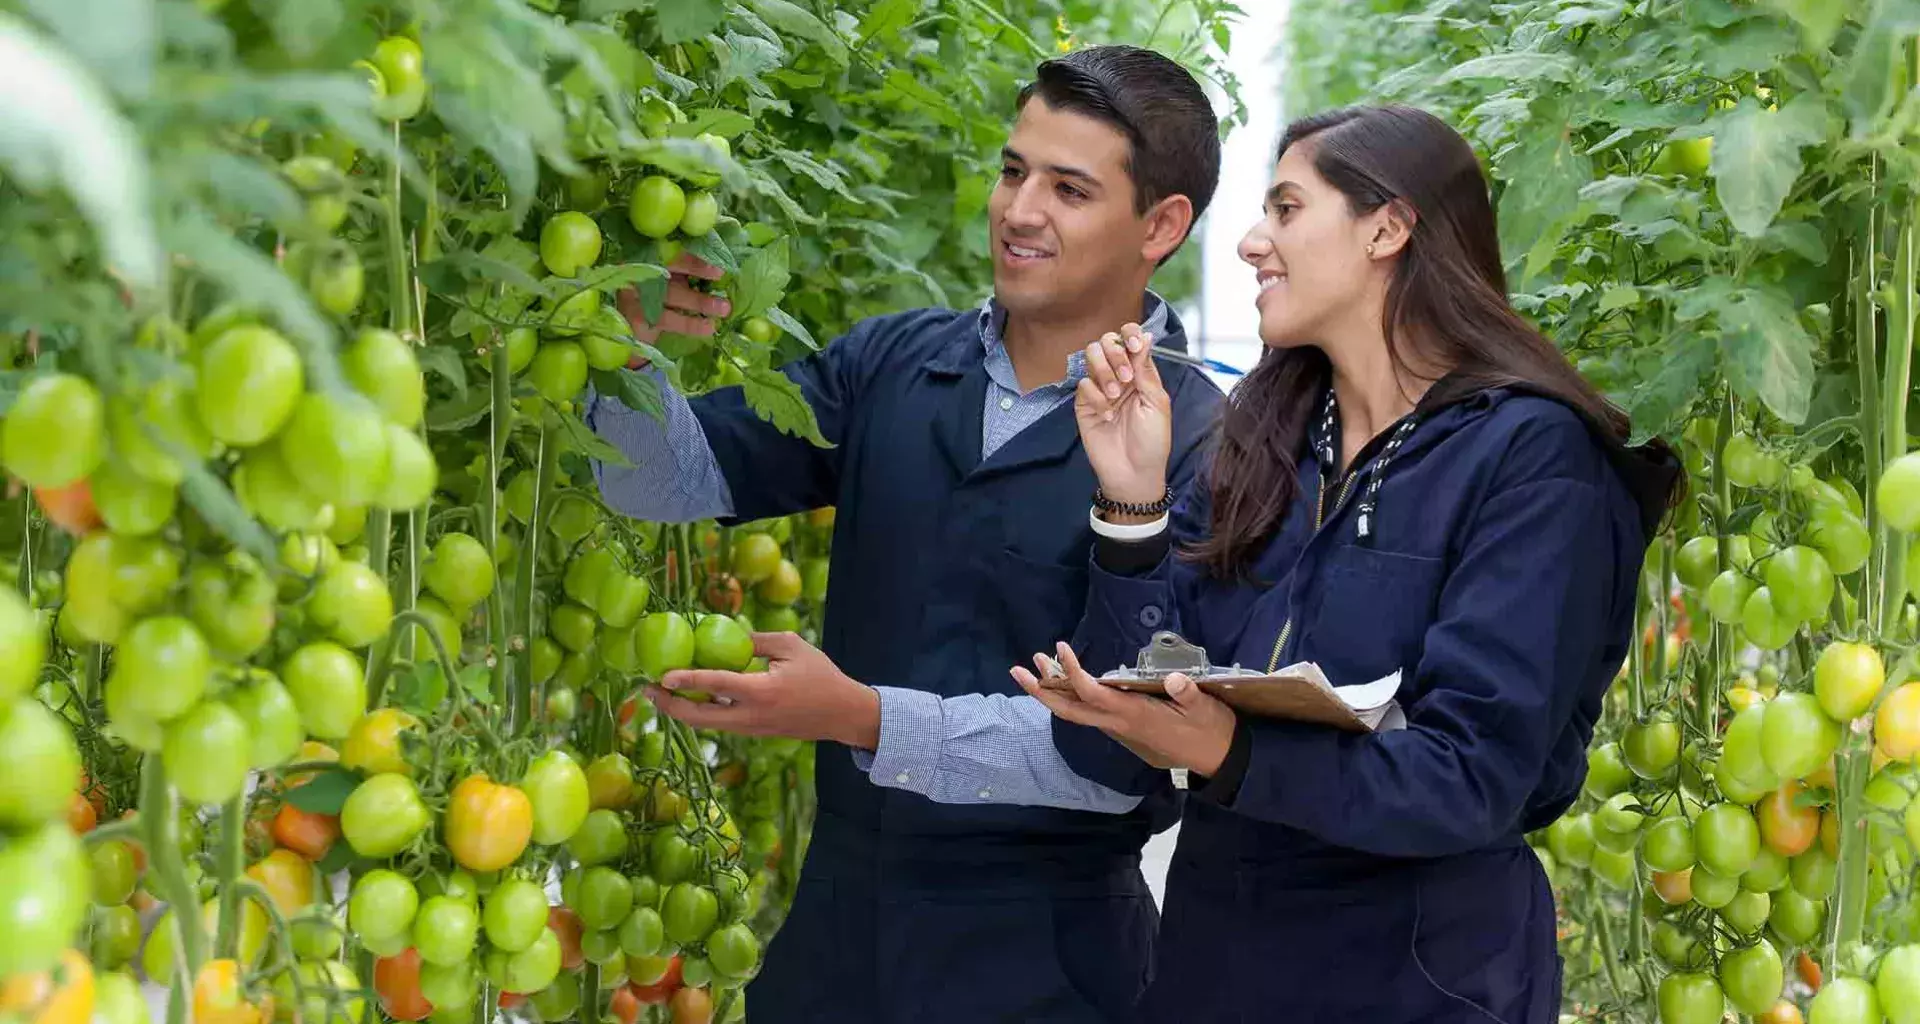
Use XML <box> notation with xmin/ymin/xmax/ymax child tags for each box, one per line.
<box><xmin>1263</xmin><ymin>468</ymin><xmax>1361</xmax><ymax>672</ymax></box>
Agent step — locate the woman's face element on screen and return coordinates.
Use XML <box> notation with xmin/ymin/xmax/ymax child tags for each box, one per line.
<box><xmin>1238</xmin><ymin>144</ymin><xmax>1386</xmax><ymax>349</ymax></box>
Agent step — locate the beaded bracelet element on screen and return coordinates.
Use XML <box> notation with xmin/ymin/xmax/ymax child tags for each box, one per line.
<box><xmin>1091</xmin><ymin>485</ymin><xmax>1174</xmax><ymax>517</ymax></box>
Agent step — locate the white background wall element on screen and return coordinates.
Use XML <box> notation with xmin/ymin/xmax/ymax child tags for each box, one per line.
<box><xmin>1143</xmin><ymin>1</ymin><xmax>1290</xmax><ymax>907</ymax></box>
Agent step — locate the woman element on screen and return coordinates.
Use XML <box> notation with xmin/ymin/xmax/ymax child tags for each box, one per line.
<box><xmin>1011</xmin><ymin>105</ymin><xmax>1681</xmax><ymax>1021</ymax></box>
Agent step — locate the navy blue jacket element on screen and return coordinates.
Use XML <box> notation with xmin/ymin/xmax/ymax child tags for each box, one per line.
<box><xmin>689</xmin><ymin>305</ymin><xmax>1224</xmax><ymax>1023</ymax></box>
<box><xmin>1061</xmin><ymin>381</ymin><xmax>1677</xmax><ymax>1023</ymax></box>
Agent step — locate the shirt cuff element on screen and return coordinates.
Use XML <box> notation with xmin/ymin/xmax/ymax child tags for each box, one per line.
<box><xmin>1193</xmin><ymin>714</ymin><xmax>1252</xmax><ymax>805</ymax></box>
<box><xmin>851</xmin><ymin>686</ymin><xmax>943</xmax><ymax>791</ymax></box>
<box><xmin>1093</xmin><ymin>521</ymin><xmax>1172</xmax><ymax>576</ymax></box>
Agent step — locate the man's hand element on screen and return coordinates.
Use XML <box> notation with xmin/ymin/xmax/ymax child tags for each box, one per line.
<box><xmin>646</xmin><ymin>632</ymin><xmax>882</xmax><ymax>750</ymax></box>
<box><xmin>614</xmin><ymin>253</ymin><xmax>731</xmax><ymax>366</ymax></box>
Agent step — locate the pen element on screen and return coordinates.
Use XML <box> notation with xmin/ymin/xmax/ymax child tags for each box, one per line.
<box><xmin>1149</xmin><ymin>345</ymin><xmax>1245</xmax><ymax>378</ymax></box>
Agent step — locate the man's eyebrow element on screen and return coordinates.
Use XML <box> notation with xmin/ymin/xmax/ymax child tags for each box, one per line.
<box><xmin>1003</xmin><ymin>147</ymin><xmax>1102</xmax><ymax>188</ymax></box>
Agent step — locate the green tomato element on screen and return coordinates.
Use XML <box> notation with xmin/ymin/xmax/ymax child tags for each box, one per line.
<box><xmin>1690</xmin><ymin>867</ymin><xmax>1740</xmax><ymax>909</ymax></box>
<box><xmin>413</xmin><ymin>895</ymin><xmax>480</xmax><ymax>966</ymax></box>
<box><xmin>541</xmin><ymin>211</ymin><xmax>604</xmax><ymax>278</ymax></box>
<box><xmin>1759</xmin><ymin>690</ymin><xmax>1841</xmax><ymax>782</ymax></box>
<box><xmin>197</xmin><ymin>326</ymin><xmax>304</xmax><ymax>446</ymax></box>
<box><xmin>348</xmin><ymin>869</ymin><xmax>419</xmax><ymax>941</ymax></box>
<box><xmin>502</xmin><ymin>927</ymin><xmax>562</xmax><ymax>994</ymax></box>
<box><xmin>225</xmin><ymin>674</ymin><xmax>304</xmax><ymax>770</ymax></box>
<box><xmin>1741</xmin><ymin>846</ymin><xmax>1789</xmax><ymax>893</ymax></box>
<box><xmin>693</xmin><ymin>613</ymin><xmax>754</xmax><ymax>671</ymax></box>
<box><xmin>678</xmin><ymin>191</ymin><xmax>720</xmax><ymax>237</ymax></box>
<box><xmin>91</xmin><ymin>461</ymin><xmax>177</xmax><ymax>537</ymax></box>
<box><xmin>1720</xmin><ymin>702</ymin><xmax>1780</xmax><ymax>793</ymax></box>
<box><xmin>1706</xmin><ymin>569</ymin><xmax>1758</xmax><ymax>625</ymax></box>
<box><xmin>635</xmin><ymin>612</ymin><xmax>696</xmax><ymax>680</ymax></box>
<box><xmin>3</xmin><ymin>373</ymin><xmax>105</xmax><ymax>488</ymax></box>
<box><xmin>1643</xmin><ymin>817</ymin><xmax>1695</xmax><ymax>873</ymax></box>
<box><xmin>344</xmin><ymin>328</ymin><xmax>425</xmax><ymax>427</ymax></box>
<box><xmin>161</xmin><ymin>700</ymin><xmax>250</xmax><ymax>805</ymax></box>
<box><xmin>1719</xmin><ymin>941</ymin><xmax>1784</xmax><ymax>1016</ymax></box>
<box><xmin>1696</xmin><ymin>802</ymin><xmax>1761</xmax><ymax>878</ymax></box>
<box><xmin>572</xmin><ymin>867</ymin><xmax>634</xmax><ymax>931</ymax></box>
<box><xmin>340</xmin><ymin>773</ymin><xmax>430</xmax><ymax>858</ymax></box>
<box><xmin>424</xmin><ymin>533</ymin><xmax>494</xmax><ymax>610</ymax></box>
<box><xmin>1675</xmin><ymin>536</ymin><xmax>1720</xmax><ymax>589</ymax></box>
<box><xmin>568</xmin><ymin>809</ymin><xmax>629</xmax><ymax>867</ymax></box>
<box><xmin>1792</xmin><ymin>846</ymin><xmax>1839</xmax><ymax>900</ymax></box>
<box><xmin>1743</xmin><ymin>586</ymin><xmax>1800</xmax><ymax>651</ymax></box>
<box><xmin>1811</xmin><ymin>976</ymin><xmax>1882</xmax><ymax>1024</ymax></box>
<box><xmin>629</xmin><ymin>176</ymin><xmax>688</xmax><ymax>239</ymax></box>
<box><xmin>661</xmin><ymin>882</ymin><xmax>719</xmax><ymax>945</ymax></box>
<box><xmin>1879</xmin><ymin>452</ymin><xmax>1920</xmax><ymax>531</ymax></box>
<box><xmin>1624</xmin><ymin>714</ymin><xmax>1682</xmax><ymax>780</ymax></box>
<box><xmin>618</xmin><ymin>906</ymin><xmax>664</xmax><ymax>958</ymax></box>
<box><xmin>522</xmin><ymin>750</ymin><xmax>590</xmax><ymax>846</ymax></box>
<box><xmin>1766</xmin><ymin>545</ymin><xmax>1837</xmax><ymax>623</ymax></box>
<box><xmin>1720</xmin><ymin>890</ymin><xmax>1771</xmax><ymax>935</ymax></box>
<box><xmin>1659</xmin><ymin>970</ymin><xmax>1726</xmax><ymax>1024</ymax></box>
<box><xmin>1769</xmin><ymin>886</ymin><xmax>1825</xmax><ymax>945</ymax></box>
<box><xmin>484</xmin><ymin>877</ymin><xmax>550</xmax><ymax>954</ymax></box>
<box><xmin>528</xmin><ymin>342</ymin><xmax>588</xmax><ymax>405</ymax></box>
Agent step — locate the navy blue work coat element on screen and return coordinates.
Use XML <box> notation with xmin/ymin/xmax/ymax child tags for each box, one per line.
<box><xmin>1061</xmin><ymin>381</ymin><xmax>1678</xmax><ymax>1023</ymax></box>
<box><xmin>688</xmin><ymin>305</ymin><xmax>1224</xmax><ymax>1022</ymax></box>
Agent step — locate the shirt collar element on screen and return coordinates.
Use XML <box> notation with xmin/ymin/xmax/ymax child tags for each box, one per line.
<box><xmin>978</xmin><ymin>291</ymin><xmax>1174</xmax><ymax>389</ymax></box>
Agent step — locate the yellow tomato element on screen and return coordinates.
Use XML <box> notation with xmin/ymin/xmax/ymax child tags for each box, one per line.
<box><xmin>1877</xmin><ymin>682</ymin><xmax>1920</xmax><ymax>760</ymax></box>
<box><xmin>0</xmin><ymin>949</ymin><xmax>93</xmax><ymax>1024</ymax></box>
<box><xmin>192</xmin><ymin>960</ymin><xmax>266</xmax><ymax>1024</ymax></box>
<box><xmin>340</xmin><ymin>708</ymin><xmax>419</xmax><ymax>777</ymax></box>
<box><xmin>245</xmin><ymin>848</ymin><xmax>317</xmax><ymax>916</ymax></box>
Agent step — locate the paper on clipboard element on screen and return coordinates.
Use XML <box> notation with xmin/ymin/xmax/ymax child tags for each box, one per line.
<box><xmin>1039</xmin><ymin>632</ymin><xmax>1407</xmax><ymax>734</ymax></box>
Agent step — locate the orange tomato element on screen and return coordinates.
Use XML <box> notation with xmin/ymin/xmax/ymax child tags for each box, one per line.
<box><xmin>1796</xmin><ymin>950</ymin><xmax>1822</xmax><ymax>992</ymax></box>
<box><xmin>1757</xmin><ymin>1001</ymin><xmax>1804</xmax><ymax>1024</ymax></box>
<box><xmin>270</xmin><ymin>803</ymin><xmax>340</xmax><ymax>862</ymax></box>
<box><xmin>630</xmin><ymin>956</ymin><xmax>682</xmax><ymax>1004</ymax></box>
<box><xmin>669</xmin><ymin>986</ymin><xmax>712</xmax><ymax>1024</ymax></box>
<box><xmin>67</xmin><ymin>792</ymin><xmax>97</xmax><ymax>834</ymax></box>
<box><xmin>0</xmin><ymin>949</ymin><xmax>94</xmax><ymax>1024</ymax></box>
<box><xmin>701</xmin><ymin>575</ymin><xmax>743</xmax><ymax>616</ymax></box>
<box><xmin>1651</xmin><ymin>868</ymin><xmax>1692</xmax><ymax>905</ymax></box>
<box><xmin>1806</xmin><ymin>754</ymin><xmax>1838</xmax><ymax>791</ymax></box>
<box><xmin>245</xmin><ymin>849</ymin><xmax>317</xmax><ymax>916</ymax></box>
<box><xmin>497</xmin><ymin>991</ymin><xmax>526</xmax><ymax>1010</ymax></box>
<box><xmin>1758</xmin><ymin>781</ymin><xmax>1821</xmax><ymax>857</ymax></box>
<box><xmin>33</xmin><ymin>481</ymin><xmax>100</xmax><ymax>535</ymax></box>
<box><xmin>192</xmin><ymin>960</ymin><xmax>266</xmax><ymax>1024</ymax></box>
<box><xmin>610</xmin><ymin>985</ymin><xmax>642</xmax><ymax>1024</ymax></box>
<box><xmin>373</xmin><ymin>948</ymin><xmax>432</xmax><ymax>1022</ymax></box>
<box><xmin>549</xmin><ymin>906</ymin><xmax>586</xmax><ymax>971</ymax></box>
<box><xmin>444</xmin><ymin>774</ymin><xmax>532</xmax><ymax>872</ymax></box>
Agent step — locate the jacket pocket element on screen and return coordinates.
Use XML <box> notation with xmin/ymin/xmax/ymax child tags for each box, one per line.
<box><xmin>989</xmin><ymin>546</ymin><xmax>1091</xmax><ymax>675</ymax></box>
<box><xmin>1407</xmin><ymin>849</ymin><xmax>1560</xmax><ymax>1024</ymax></box>
<box><xmin>1303</xmin><ymin>544</ymin><xmax>1444</xmax><ymax>686</ymax></box>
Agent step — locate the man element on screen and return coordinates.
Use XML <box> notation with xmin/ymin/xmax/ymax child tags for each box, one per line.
<box><xmin>590</xmin><ymin>45</ymin><xmax>1222</xmax><ymax>1023</ymax></box>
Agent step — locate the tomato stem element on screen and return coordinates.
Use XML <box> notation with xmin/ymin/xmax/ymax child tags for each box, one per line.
<box><xmin>1882</xmin><ymin>196</ymin><xmax>1915</xmax><ymax>620</ymax></box>
<box><xmin>141</xmin><ymin>756</ymin><xmax>207</xmax><ymax>978</ymax></box>
<box><xmin>213</xmin><ymin>796</ymin><xmax>245</xmax><ymax>960</ymax></box>
<box><xmin>82</xmin><ymin>815</ymin><xmax>141</xmax><ymax>848</ymax></box>
<box><xmin>509</xmin><ymin>417</ymin><xmax>559</xmax><ymax>735</ymax></box>
<box><xmin>486</xmin><ymin>335</ymin><xmax>512</xmax><ymax>707</ymax></box>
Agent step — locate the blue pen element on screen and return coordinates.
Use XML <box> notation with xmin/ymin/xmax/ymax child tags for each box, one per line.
<box><xmin>1151</xmin><ymin>345</ymin><xmax>1245</xmax><ymax>377</ymax></box>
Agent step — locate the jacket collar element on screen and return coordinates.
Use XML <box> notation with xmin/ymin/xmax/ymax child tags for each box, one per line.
<box><xmin>922</xmin><ymin>290</ymin><xmax>1188</xmax><ymax>377</ymax></box>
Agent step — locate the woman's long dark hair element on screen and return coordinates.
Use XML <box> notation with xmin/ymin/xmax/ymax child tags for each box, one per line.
<box><xmin>1190</xmin><ymin>105</ymin><xmax>1676</xmax><ymax>578</ymax></box>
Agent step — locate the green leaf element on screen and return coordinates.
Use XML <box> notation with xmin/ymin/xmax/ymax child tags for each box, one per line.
<box><xmin>858</xmin><ymin>0</ymin><xmax>922</xmax><ymax>41</ymax></box>
<box><xmin>282</xmin><ymin>767</ymin><xmax>361</xmax><ymax>815</ymax></box>
<box><xmin>591</xmin><ymin>367</ymin><xmax>666</xmax><ymax>423</ymax></box>
<box><xmin>632</xmin><ymin>136</ymin><xmax>749</xmax><ymax>190</ymax></box>
<box><xmin>1438</xmin><ymin>51</ymin><xmax>1577</xmax><ymax>84</ymax></box>
<box><xmin>1718</xmin><ymin>287</ymin><xmax>1816</xmax><ymax>424</ymax></box>
<box><xmin>313</xmin><ymin>838</ymin><xmax>361</xmax><ymax>876</ymax></box>
<box><xmin>1765</xmin><ymin>0</ymin><xmax>1847</xmax><ymax>49</ymax></box>
<box><xmin>766</xmin><ymin>308</ymin><xmax>817</xmax><ymax>350</ymax></box>
<box><xmin>633</xmin><ymin>277</ymin><xmax>668</xmax><ymax>325</ymax></box>
<box><xmin>715</xmin><ymin>31</ymin><xmax>785</xmax><ymax>87</ymax></box>
<box><xmin>426</xmin><ymin>389</ymin><xmax>492</xmax><ymax>433</ymax></box>
<box><xmin>1598</xmin><ymin>286</ymin><xmax>1641</xmax><ymax>312</ymax></box>
<box><xmin>681</xmin><ymin>233</ymin><xmax>739</xmax><ymax>275</ymax></box>
<box><xmin>1708</xmin><ymin>95</ymin><xmax>1829</xmax><ymax>237</ymax></box>
<box><xmin>579</xmin><ymin>0</ymin><xmax>647</xmax><ymax>14</ymax></box>
<box><xmin>745</xmin><ymin>0</ymin><xmax>849</xmax><ymax>66</ymax></box>
<box><xmin>20</xmin><ymin>0</ymin><xmax>155</xmax><ymax>100</ymax></box>
<box><xmin>773</xmin><ymin>149</ymin><xmax>857</xmax><ymax>200</ymax></box>
<box><xmin>657</xmin><ymin>0</ymin><xmax>726</xmax><ymax>43</ymax></box>
<box><xmin>1626</xmin><ymin>333</ymin><xmax>1716</xmax><ymax>443</ymax></box>
<box><xmin>252</xmin><ymin>0</ymin><xmax>343</xmax><ymax>62</ymax></box>
<box><xmin>417</xmin><ymin>345</ymin><xmax>468</xmax><ymax>400</ymax></box>
<box><xmin>0</xmin><ymin>14</ymin><xmax>161</xmax><ymax>289</ymax></box>
<box><xmin>1497</xmin><ymin>116</ymin><xmax>1590</xmax><ymax>282</ymax></box>
<box><xmin>177</xmin><ymin>451</ymin><xmax>277</xmax><ymax>567</ymax></box>
<box><xmin>388</xmin><ymin>661</ymin><xmax>449</xmax><ymax>717</ymax></box>
<box><xmin>554</xmin><ymin>408</ymin><xmax>632</xmax><ymax>467</ymax></box>
<box><xmin>680</xmin><ymin>108</ymin><xmax>756</xmax><ymax>139</ymax></box>
<box><xmin>732</xmin><ymin>239</ymin><xmax>791</xmax><ymax>320</ymax></box>
<box><xmin>457</xmin><ymin>663</ymin><xmax>493</xmax><ymax>703</ymax></box>
<box><xmin>576</xmin><ymin>262</ymin><xmax>666</xmax><ymax>295</ymax></box>
<box><xmin>740</xmin><ymin>365</ymin><xmax>830</xmax><ymax>447</ymax></box>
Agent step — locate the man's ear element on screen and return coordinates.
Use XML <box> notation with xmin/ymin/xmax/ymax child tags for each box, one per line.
<box><xmin>1367</xmin><ymin>199</ymin><xmax>1417</xmax><ymax>260</ymax></box>
<box><xmin>1141</xmin><ymin>194</ymin><xmax>1195</xmax><ymax>264</ymax></box>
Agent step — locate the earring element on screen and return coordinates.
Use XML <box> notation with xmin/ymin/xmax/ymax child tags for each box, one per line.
<box><xmin>1365</xmin><ymin>243</ymin><xmax>1376</xmax><ymax>257</ymax></box>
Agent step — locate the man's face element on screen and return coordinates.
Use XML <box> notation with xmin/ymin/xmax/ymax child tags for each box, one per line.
<box><xmin>989</xmin><ymin>99</ymin><xmax>1151</xmax><ymax>319</ymax></box>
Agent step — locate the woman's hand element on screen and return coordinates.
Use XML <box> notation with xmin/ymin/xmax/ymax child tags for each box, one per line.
<box><xmin>1075</xmin><ymin>323</ymin><xmax>1172</xmax><ymax>506</ymax></box>
<box><xmin>1011</xmin><ymin>642</ymin><xmax>1237</xmax><ymax>777</ymax></box>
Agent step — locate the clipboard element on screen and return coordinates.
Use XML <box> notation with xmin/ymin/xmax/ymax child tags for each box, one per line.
<box><xmin>1038</xmin><ymin>632</ymin><xmax>1405</xmax><ymax>733</ymax></box>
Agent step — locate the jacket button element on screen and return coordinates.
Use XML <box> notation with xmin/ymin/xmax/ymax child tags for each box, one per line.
<box><xmin>1139</xmin><ymin>605</ymin><xmax>1164</xmax><ymax>628</ymax></box>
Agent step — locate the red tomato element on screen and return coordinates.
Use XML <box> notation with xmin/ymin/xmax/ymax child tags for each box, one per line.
<box><xmin>373</xmin><ymin>948</ymin><xmax>433</xmax><ymax>1022</ymax></box>
<box><xmin>630</xmin><ymin>956</ymin><xmax>683</xmax><ymax>1004</ymax></box>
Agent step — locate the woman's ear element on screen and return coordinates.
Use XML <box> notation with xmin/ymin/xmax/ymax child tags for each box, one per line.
<box><xmin>1366</xmin><ymin>199</ymin><xmax>1417</xmax><ymax>260</ymax></box>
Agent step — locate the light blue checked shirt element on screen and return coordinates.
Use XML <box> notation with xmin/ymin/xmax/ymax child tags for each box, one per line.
<box><xmin>587</xmin><ymin>295</ymin><xmax>1173</xmax><ymax>816</ymax></box>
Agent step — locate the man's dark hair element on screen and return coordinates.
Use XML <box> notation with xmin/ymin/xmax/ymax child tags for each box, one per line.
<box><xmin>1016</xmin><ymin>45</ymin><xmax>1222</xmax><ymax>253</ymax></box>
